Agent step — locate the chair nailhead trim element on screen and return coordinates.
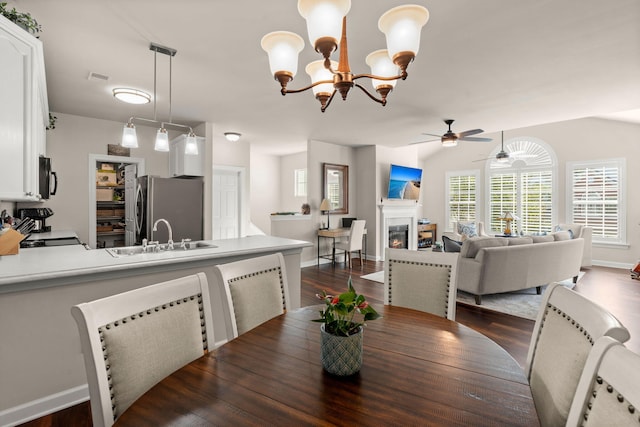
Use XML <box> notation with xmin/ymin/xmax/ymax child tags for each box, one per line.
<box><xmin>229</xmin><ymin>267</ymin><xmax>287</xmax><ymax>310</ymax></box>
<box><xmin>584</xmin><ymin>377</ymin><xmax>639</xmax><ymax>423</ymax></box>
<box><xmin>387</xmin><ymin>260</ymin><xmax>452</xmax><ymax>317</ymax></box>
<box><xmin>98</xmin><ymin>292</ymin><xmax>207</xmax><ymax>419</ymax></box>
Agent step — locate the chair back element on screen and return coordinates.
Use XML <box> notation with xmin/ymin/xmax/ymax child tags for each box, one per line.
<box><xmin>347</xmin><ymin>220</ymin><xmax>366</xmax><ymax>251</ymax></box>
<box><xmin>384</xmin><ymin>248</ymin><xmax>459</xmax><ymax>320</ymax></box>
<box><xmin>214</xmin><ymin>252</ymin><xmax>290</xmax><ymax>339</ymax></box>
<box><xmin>526</xmin><ymin>283</ymin><xmax>630</xmax><ymax>427</ymax></box>
<box><xmin>71</xmin><ymin>272</ymin><xmax>214</xmax><ymax>427</ymax></box>
<box><xmin>566</xmin><ymin>336</ymin><xmax>640</xmax><ymax>427</ymax></box>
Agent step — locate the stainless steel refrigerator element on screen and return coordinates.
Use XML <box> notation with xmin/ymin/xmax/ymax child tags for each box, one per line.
<box><xmin>133</xmin><ymin>176</ymin><xmax>204</xmax><ymax>245</ymax></box>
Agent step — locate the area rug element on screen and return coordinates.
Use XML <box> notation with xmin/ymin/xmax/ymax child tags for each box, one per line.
<box><xmin>362</xmin><ymin>270</ymin><xmax>584</xmax><ymax>320</ymax></box>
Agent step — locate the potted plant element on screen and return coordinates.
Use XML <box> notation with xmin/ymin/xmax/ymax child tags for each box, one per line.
<box><xmin>313</xmin><ymin>277</ymin><xmax>380</xmax><ymax>375</ymax></box>
<box><xmin>0</xmin><ymin>3</ymin><xmax>41</xmax><ymax>36</ymax></box>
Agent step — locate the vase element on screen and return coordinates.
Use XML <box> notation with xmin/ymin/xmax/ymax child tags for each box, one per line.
<box><xmin>320</xmin><ymin>324</ymin><xmax>363</xmax><ymax>376</ymax></box>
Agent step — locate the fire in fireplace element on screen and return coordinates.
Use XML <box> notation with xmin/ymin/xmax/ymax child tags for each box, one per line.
<box><xmin>389</xmin><ymin>225</ymin><xmax>409</xmax><ymax>249</ymax></box>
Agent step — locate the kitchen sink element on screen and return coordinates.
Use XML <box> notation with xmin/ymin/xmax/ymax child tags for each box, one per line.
<box><xmin>106</xmin><ymin>241</ymin><xmax>217</xmax><ymax>258</ymax></box>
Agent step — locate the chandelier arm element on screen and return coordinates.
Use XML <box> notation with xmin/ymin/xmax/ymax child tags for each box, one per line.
<box><xmin>321</xmin><ymin>90</ymin><xmax>338</xmax><ymax>112</ymax></box>
<box><xmin>282</xmin><ymin>79</ymin><xmax>334</xmax><ymax>95</ymax></box>
<box><xmin>352</xmin><ymin>73</ymin><xmax>404</xmax><ymax>82</ymax></box>
<box><xmin>354</xmin><ymin>83</ymin><xmax>386</xmax><ymax>105</ymax></box>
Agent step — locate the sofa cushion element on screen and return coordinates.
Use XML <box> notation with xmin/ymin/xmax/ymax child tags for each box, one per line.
<box><xmin>442</xmin><ymin>235</ymin><xmax>462</xmax><ymax>252</ymax></box>
<box><xmin>556</xmin><ymin>223</ymin><xmax>581</xmax><ymax>237</ymax></box>
<box><xmin>457</xmin><ymin>221</ymin><xmax>478</xmax><ymax>238</ymax></box>
<box><xmin>532</xmin><ymin>235</ymin><xmax>555</xmax><ymax>243</ymax></box>
<box><xmin>508</xmin><ymin>237</ymin><xmax>534</xmax><ymax>245</ymax></box>
<box><xmin>460</xmin><ymin>236</ymin><xmax>508</xmax><ymax>258</ymax></box>
<box><xmin>552</xmin><ymin>230</ymin><xmax>573</xmax><ymax>241</ymax></box>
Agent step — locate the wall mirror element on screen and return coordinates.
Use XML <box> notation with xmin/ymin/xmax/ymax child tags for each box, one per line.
<box><xmin>323</xmin><ymin>163</ymin><xmax>348</xmax><ymax>214</ymax></box>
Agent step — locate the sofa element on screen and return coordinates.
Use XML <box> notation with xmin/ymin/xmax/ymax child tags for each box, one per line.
<box><xmin>456</xmin><ymin>233</ymin><xmax>584</xmax><ymax>304</ymax></box>
<box><xmin>555</xmin><ymin>223</ymin><xmax>592</xmax><ymax>267</ymax></box>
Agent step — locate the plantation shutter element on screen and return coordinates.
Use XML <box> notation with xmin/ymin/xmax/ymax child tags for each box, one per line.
<box><xmin>571</xmin><ymin>164</ymin><xmax>621</xmax><ymax>241</ymax></box>
<box><xmin>520</xmin><ymin>170</ymin><xmax>553</xmax><ymax>234</ymax></box>
<box><xmin>448</xmin><ymin>174</ymin><xmax>476</xmax><ymax>226</ymax></box>
<box><xmin>489</xmin><ymin>173</ymin><xmax>517</xmax><ymax>233</ymax></box>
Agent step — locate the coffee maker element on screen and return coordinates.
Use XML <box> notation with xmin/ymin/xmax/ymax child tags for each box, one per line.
<box><xmin>16</xmin><ymin>207</ymin><xmax>54</xmax><ymax>233</ymax></box>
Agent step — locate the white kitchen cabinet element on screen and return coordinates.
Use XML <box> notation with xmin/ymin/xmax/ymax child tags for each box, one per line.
<box><xmin>170</xmin><ymin>134</ymin><xmax>205</xmax><ymax>177</ymax></box>
<box><xmin>0</xmin><ymin>16</ymin><xmax>49</xmax><ymax>201</ymax></box>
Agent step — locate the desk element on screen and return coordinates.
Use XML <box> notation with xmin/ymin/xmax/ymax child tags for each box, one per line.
<box><xmin>317</xmin><ymin>227</ymin><xmax>367</xmax><ymax>266</ymax></box>
<box><xmin>117</xmin><ymin>305</ymin><xmax>539</xmax><ymax>426</ymax></box>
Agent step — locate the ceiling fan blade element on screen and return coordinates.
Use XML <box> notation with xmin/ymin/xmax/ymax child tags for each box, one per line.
<box><xmin>421</xmin><ymin>133</ymin><xmax>442</xmax><ymax>137</ymax></box>
<box><xmin>459</xmin><ymin>136</ymin><xmax>493</xmax><ymax>142</ymax></box>
<box><xmin>409</xmin><ymin>138</ymin><xmax>440</xmax><ymax>145</ymax></box>
<box><xmin>472</xmin><ymin>157</ymin><xmax>492</xmax><ymax>163</ymax></box>
<box><xmin>457</xmin><ymin>129</ymin><xmax>484</xmax><ymax>138</ymax></box>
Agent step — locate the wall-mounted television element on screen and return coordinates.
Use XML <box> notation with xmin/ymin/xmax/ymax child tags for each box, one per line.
<box><xmin>387</xmin><ymin>164</ymin><xmax>422</xmax><ymax>200</ymax></box>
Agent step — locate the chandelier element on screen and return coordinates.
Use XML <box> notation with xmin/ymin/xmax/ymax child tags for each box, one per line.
<box><xmin>261</xmin><ymin>1</ymin><xmax>429</xmax><ymax>112</ymax></box>
<box><xmin>118</xmin><ymin>43</ymin><xmax>200</xmax><ymax>155</ymax></box>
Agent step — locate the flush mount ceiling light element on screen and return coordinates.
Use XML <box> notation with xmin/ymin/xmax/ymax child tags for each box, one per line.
<box><xmin>261</xmin><ymin>0</ymin><xmax>429</xmax><ymax>112</ymax></box>
<box><xmin>224</xmin><ymin>132</ymin><xmax>241</xmax><ymax>142</ymax></box>
<box><xmin>120</xmin><ymin>43</ymin><xmax>201</xmax><ymax>155</ymax></box>
<box><xmin>113</xmin><ymin>88</ymin><xmax>151</xmax><ymax>105</ymax></box>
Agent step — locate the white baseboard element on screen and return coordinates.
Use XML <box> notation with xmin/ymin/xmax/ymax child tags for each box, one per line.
<box><xmin>0</xmin><ymin>385</ymin><xmax>89</xmax><ymax>427</ymax></box>
<box><xmin>592</xmin><ymin>259</ymin><xmax>634</xmax><ymax>270</ymax></box>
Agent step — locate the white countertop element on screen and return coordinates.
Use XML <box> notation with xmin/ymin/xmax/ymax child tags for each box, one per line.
<box><xmin>24</xmin><ymin>230</ymin><xmax>79</xmax><ymax>240</ymax></box>
<box><xmin>0</xmin><ymin>235</ymin><xmax>311</xmax><ymax>293</ymax></box>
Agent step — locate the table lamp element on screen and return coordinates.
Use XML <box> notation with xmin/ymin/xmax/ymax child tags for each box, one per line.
<box><xmin>319</xmin><ymin>198</ymin><xmax>331</xmax><ymax>229</ymax></box>
<box><xmin>499</xmin><ymin>212</ymin><xmax>519</xmax><ymax>236</ymax></box>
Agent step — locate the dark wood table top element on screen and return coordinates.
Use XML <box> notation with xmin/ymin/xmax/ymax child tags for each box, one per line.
<box><xmin>116</xmin><ymin>305</ymin><xmax>539</xmax><ymax>426</ymax></box>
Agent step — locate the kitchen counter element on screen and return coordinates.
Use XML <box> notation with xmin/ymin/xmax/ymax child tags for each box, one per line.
<box><xmin>0</xmin><ymin>235</ymin><xmax>310</xmax><ymax>293</ymax></box>
<box><xmin>0</xmin><ymin>235</ymin><xmax>311</xmax><ymax>425</ymax></box>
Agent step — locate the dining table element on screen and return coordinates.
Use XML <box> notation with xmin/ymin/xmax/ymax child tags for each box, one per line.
<box><xmin>116</xmin><ymin>305</ymin><xmax>540</xmax><ymax>426</ymax></box>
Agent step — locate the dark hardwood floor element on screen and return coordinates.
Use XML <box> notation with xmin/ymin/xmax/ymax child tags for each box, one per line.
<box><xmin>20</xmin><ymin>262</ymin><xmax>639</xmax><ymax>427</ymax></box>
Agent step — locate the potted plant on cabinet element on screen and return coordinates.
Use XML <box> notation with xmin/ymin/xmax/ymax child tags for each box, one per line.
<box><xmin>313</xmin><ymin>277</ymin><xmax>380</xmax><ymax>376</ymax></box>
<box><xmin>0</xmin><ymin>3</ymin><xmax>41</xmax><ymax>36</ymax></box>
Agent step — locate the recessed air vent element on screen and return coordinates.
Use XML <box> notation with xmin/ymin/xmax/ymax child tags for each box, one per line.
<box><xmin>87</xmin><ymin>72</ymin><xmax>109</xmax><ymax>81</ymax></box>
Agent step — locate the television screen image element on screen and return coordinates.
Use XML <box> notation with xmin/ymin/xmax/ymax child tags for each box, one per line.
<box><xmin>387</xmin><ymin>164</ymin><xmax>422</xmax><ymax>200</ymax></box>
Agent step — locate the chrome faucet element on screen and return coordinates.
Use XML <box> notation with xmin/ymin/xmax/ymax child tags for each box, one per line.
<box><xmin>152</xmin><ymin>218</ymin><xmax>174</xmax><ymax>250</ymax></box>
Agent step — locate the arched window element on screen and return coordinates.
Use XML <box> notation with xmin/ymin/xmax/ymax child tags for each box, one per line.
<box><xmin>486</xmin><ymin>137</ymin><xmax>557</xmax><ymax>235</ymax></box>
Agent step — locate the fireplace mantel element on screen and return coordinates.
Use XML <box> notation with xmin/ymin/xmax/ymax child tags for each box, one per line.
<box><xmin>379</xmin><ymin>204</ymin><xmax>418</xmax><ymax>261</ymax></box>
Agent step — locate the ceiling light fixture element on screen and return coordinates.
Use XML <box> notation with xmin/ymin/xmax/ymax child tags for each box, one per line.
<box><xmin>120</xmin><ymin>43</ymin><xmax>201</xmax><ymax>155</ymax></box>
<box><xmin>261</xmin><ymin>0</ymin><xmax>429</xmax><ymax>112</ymax></box>
<box><xmin>224</xmin><ymin>132</ymin><xmax>241</xmax><ymax>142</ymax></box>
<box><xmin>113</xmin><ymin>88</ymin><xmax>151</xmax><ymax>105</ymax></box>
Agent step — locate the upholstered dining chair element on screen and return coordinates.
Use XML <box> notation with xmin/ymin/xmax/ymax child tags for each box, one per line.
<box><xmin>71</xmin><ymin>272</ymin><xmax>215</xmax><ymax>427</ymax></box>
<box><xmin>213</xmin><ymin>252</ymin><xmax>290</xmax><ymax>339</ymax></box>
<box><xmin>566</xmin><ymin>336</ymin><xmax>640</xmax><ymax>427</ymax></box>
<box><xmin>334</xmin><ymin>219</ymin><xmax>366</xmax><ymax>268</ymax></box>
<box><xmin>384</xmin><ymin>248</ymin><xmax>459</xmax><ymax>320</ymax></box>
<box><xmin>525</xmin><ymin>282</ymin><xmax>630</xmax><ymax>427</ymax></box>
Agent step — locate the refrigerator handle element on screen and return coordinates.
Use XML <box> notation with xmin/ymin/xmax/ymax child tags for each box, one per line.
<box><xmin>135</xmin><ymin>183</ymin><xmax>143</xmax><ymax>234</ymax></box>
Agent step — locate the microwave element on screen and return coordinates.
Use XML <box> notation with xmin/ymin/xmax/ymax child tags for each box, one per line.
<box><xmin>39</xmin><ymin>156</ymin><xmax>57</xmax><ymax>199</ymax></box>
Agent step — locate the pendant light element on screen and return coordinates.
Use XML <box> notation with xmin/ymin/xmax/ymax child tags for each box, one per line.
<box><xmin>184</xmin><ymin>131</ymin><xmax>199</xmax><ymax>155</ymax></box>
<box><xmin>154</xmin><ymin>126</ymin><xmax>169</xmax><ymax>151</ymax></box>
<box><xmin>121</xmin><ymin>121</ymin><xmax>138</xmax><ymax>148</ymax></box>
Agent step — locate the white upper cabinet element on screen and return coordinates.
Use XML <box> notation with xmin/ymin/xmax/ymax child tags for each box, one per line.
<box><xmin>170</xmin><ymin>134</ymin><xmax>205</xmax><ymax>177</ymax></box>
<box><xmin>0</xmin><ymin>16</ymin><xmax>49</xmax><ymax>201</ymax></box>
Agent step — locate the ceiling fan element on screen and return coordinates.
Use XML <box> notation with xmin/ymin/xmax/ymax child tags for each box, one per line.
<box><xmin>413</xmin><ymin>119</ymin><xmax>492</xmax><ymax>147</ymax></box>
<box><xmin>473</xmin><ymin>131</ymin><xmax>536</xmax><ymax>163</ymax></box>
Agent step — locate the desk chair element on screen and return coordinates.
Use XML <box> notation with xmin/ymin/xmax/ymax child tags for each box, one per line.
<box><xmin>566</xmin><ymin>336</ymin><xmax>640</xmax><ymax>427</ymax></box>
<box><xmin>384</xmin><ymin>248</ymin><xmax>459</xmax><ymax>320</ymax></box>
<box><xmin>526</xmin><ymin>283</ymin><xmax>630</xmax><ymax>427</ymax></box>
<box><xmin>214</xmin><ymin>252</ymin><xmax>290</xmax><ymax>339</ymax></box>
<box><xmin>333</xmin><ymin>219</ymin><xmax>366</xmax><ymax>268</ymax></box>
<box><xmin>71</xmin><ymin>272</ymin><xmax>215</xmax><ymax>427</ymax></box>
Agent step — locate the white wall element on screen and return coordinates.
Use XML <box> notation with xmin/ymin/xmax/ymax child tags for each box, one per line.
<box><xmin>250</xmin><ymin>152</ymin><xmax>280</xmax><ymax>234</ymax></box>
<box><xmin>280</xmin><ymin>151</ymin><xmax>308</xmax><ymax>213</ymax></box>
<box><xmin>421</xmin><ymin>117</ymin><xmax>640</xmax><ymax>266</ymax></box>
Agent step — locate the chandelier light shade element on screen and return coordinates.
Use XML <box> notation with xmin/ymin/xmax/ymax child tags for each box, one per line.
<box><xmin>262</xmin><ymin>0</ymin><xmax>429</xmax><ymax>112</ymax></box>
<box><xmin>260</xmin><ymin>31</ymin><xmax>305</xmax><ymax>83</ymax></box>
<box><xmin>121</xmin><ymin>122</ymin><xmax>138</xmax><ymax>148</ymax></box>
<box><xmin>224</xmin><ymin>132</ymin><xmax>241</xmax><ymax>142</ymax></box>
<box><xmin>154</xmin><ymin>127</ymin><xmax>169</xmax><ymax>152</ymax></box>
<box><xmin>113</xmin><ymin>88</ymin><xmax>151</xmax><ymax>105</ymax></box>
<box><xmin>184</xmin><ymin>131</ymin><xmax>199</xmax><ymax>155</ymax></box>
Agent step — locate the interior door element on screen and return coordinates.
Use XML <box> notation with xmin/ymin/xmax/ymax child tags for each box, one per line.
<box><xmin>124</xmin><ymin>164</ymin><xmax>137</xmax><ymax>246</ymax></box>
<box><xmin>213</xmin><ymin>169</ymin><xmax>240</xmax><ymax>239</ymax></box>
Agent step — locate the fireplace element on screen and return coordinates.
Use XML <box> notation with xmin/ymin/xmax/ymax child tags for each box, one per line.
<box><xmin>389</xmin><ymin>225</ymin><xmax>409</xmax><ymax>249</ymax></box>
<box><xmin>379</xmin><ymin>203</ymin><xmax>418</xmax><ymax>261</ymax></box>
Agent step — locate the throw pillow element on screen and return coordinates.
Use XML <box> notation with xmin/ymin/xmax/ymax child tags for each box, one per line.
<box><xmin>552</xmin><ymin>230</ymin><xmax>572</xmax><ymax>241</ymax></box>
<box><xmin>532</xmin><ymin>235</ymin><xmax>554</xmax><ymax>243</ymax></box>
<box><xmin>456</xmin><ymin>221</ymin><xmax>478</xmax><ymax>238</ymax></box>
<box><xmin>442</xmin><ymin>235</ymin><xmax>462</xmax><ymax>252</ymax></box>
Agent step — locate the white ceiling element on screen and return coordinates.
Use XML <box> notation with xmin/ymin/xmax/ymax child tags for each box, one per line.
<box><xmin>14</xmin><ymin>0</ymin><xmax>640</xmax><ymax>155</ymax></box>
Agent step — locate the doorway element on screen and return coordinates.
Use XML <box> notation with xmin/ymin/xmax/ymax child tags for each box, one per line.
<box><xmin>212</xmin><ymin>166</ymin><xmax>245</xmax><ymax>239</ymax></box>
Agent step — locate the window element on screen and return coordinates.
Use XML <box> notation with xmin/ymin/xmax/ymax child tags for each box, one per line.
<box><xmin>567</xmin><ymin>159</ymin><xmax>626</xmax><ymax>244</ymax></box>
<box><xmin>446</xmin><ymin>170</ymin><xmax>479</xmax><ymax>231</ymax></box>
<box><xmin>294</xmin><ymin>169</ymin><xmax>307</xmax><ymax>197</ymax></box>
<box><xmin>487</xmin><ymin>137</ymin><xmax>556</xmax><ymax>235</ymax></box>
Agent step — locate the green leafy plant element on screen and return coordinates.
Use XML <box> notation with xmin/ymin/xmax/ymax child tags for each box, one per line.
<box><xmin>313</xmin><ymin>276</ymin><xmax>380</xmax><ymax>336</ymax></box>
<box><xmin>0</xmin><ymin>3</ymin><xmax>41</xmax><ymax>36</ymax></box>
